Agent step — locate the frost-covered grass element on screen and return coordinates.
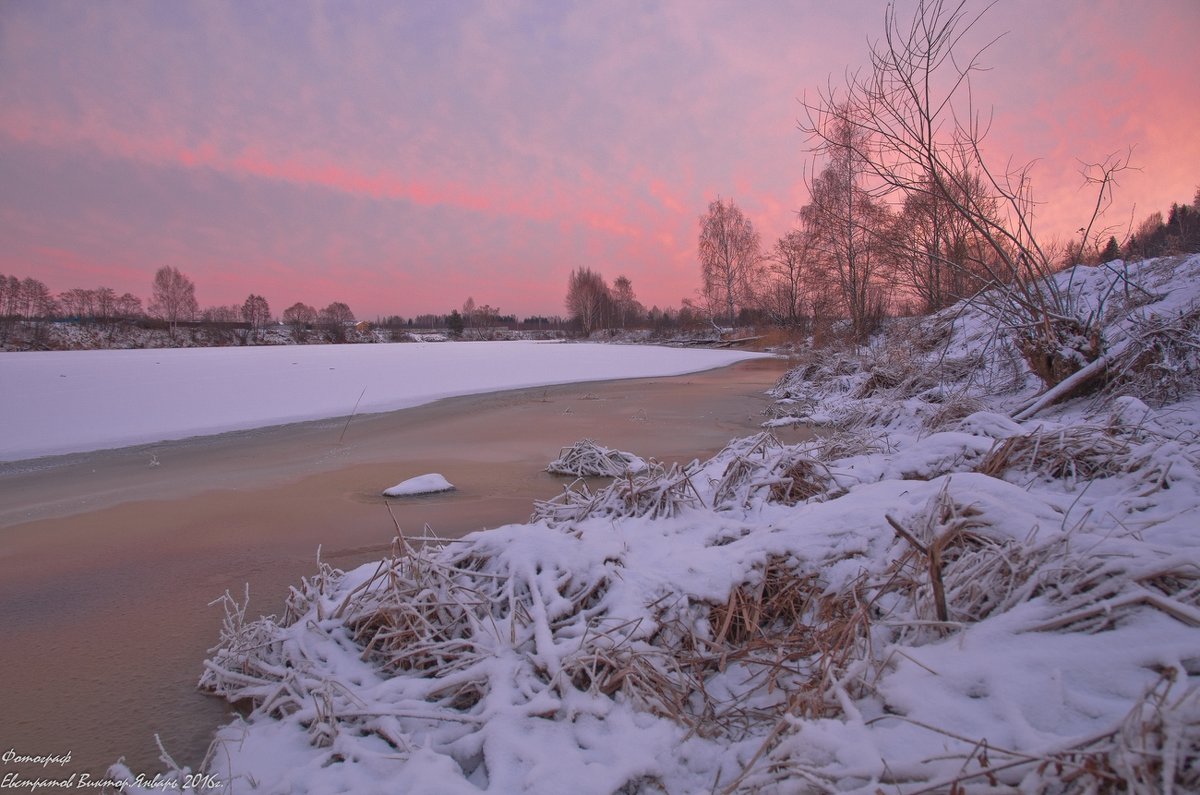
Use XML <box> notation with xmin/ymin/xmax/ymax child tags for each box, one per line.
<box><xmin>115</xmin><ymin>256</ymin><xmax>1200</xmax><ymax>794</ymax></box>
<box><xmin>0</xmin><ymin>341</ymin><xmax>765</xmax><ymax>461</ymax></box>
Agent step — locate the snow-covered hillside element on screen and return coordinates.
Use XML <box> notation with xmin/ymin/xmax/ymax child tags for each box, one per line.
<box><xmin>117</xmin><ymin>256</ymin><xmax>1200</xmax><ymax>794</ymax></box>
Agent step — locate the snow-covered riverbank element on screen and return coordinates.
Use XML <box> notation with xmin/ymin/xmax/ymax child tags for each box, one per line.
<box><xmin>119</xmin><ymin>256</ymin><xmax>1200</xmax><ymax>793</ymax></box>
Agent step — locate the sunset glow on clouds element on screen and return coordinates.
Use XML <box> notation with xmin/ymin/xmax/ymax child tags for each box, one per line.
<box><xmin>2</xmin><ymin>1</ymin><xmax>1197</xmax><ymax>319</ymax></box>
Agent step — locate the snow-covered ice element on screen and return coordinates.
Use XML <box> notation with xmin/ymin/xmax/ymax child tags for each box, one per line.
<box><xmin>0</xmin><ymin>341</ymin><xmax>765</xmax><ymax>462</ymax></box>
<box><xmin>383</xmin><ymin>473</ymin><xmax>455</xmax><ymax>497</ymax></box>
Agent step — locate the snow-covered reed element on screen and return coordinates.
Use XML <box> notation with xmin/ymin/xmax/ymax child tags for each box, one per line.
<box><xmin>545</xmin><ymin>439</ymin><xmax>647</xmax><ymax>478</ymax></box>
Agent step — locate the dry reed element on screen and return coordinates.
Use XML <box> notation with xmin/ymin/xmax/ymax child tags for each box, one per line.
<box><xmin>709</xmin><ymin>433</ymin><xmax>840</xmax><ymax>510</ymax></box>
<box><xmin>532</xmin><ymin>461</ymin><xmax>705</xmax><ymax>525</ymax></box>
<box><xmin>546</xmin><ymin>438</ymin><xmax>646</xmax><ymax>478</ymax></box>
<box><xmin>200</xmin><ymin>480</ymin><xmax>1200</xmax><ymax>792</ymax></box>
<box><xmin>1105</xmin><ymin>301</ymin><xmax>1200</xmax><ymax>405</ymax></box>
<box><xmin>978</xmin><ymin>421</ymin><xmax>1141</xmax><ymax>484</ymax></box>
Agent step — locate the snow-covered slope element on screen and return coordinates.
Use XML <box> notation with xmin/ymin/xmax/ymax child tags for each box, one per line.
<box><xmin>116</xmin><ymin>256</ymin><xmax>1200</xmax><ymax>794</ymax></box>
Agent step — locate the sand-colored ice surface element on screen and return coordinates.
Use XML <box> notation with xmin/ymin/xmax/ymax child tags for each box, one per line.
<box><xmin>0</xmin><ymin>358</ymin><xmax>804</xmax><ymax>782</ymax></box>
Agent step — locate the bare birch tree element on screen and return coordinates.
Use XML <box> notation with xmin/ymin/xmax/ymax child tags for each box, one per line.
<box><xmin>762</xmin><ymin>228</ymin><xmax>813</xmax><ymax>329</ymax></box>
<box><xmin>800</xmin><ymin>113</ymin><xmax>890</xmax><ymax>342</ymax></box>
<box><xmin>319</xmin><ymin>301</ymin><xmax>355</xmax><ymax>342</ymax></box>
<box><xmin>282</xmin><ymin>301</ymin><xmax>317</xmax><ymax>341</ymax></box>
<box><xmin>698</xmin><ymin>197</ymin><xmax>761</xmax><ymax>329</ymax></box>
<box><xmin>565</xmin><ymin>267</ymin><xmax>610</xmax><ymax>335</ymax></box>
<box><xmin>115</xmin><ymin>292</ymin><xmax>143</xmax><ymax>319</ymax></box>
<box><xmin>611</xmin><ymin>275</ymin><xmax>643</xmax><ymax>329</ymax></box>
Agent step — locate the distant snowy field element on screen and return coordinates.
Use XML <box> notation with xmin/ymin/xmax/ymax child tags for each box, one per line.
<box><xmin>0</xmin><ymin>341</ymin><xmax>765</xmax><ymax>461</ymax></box>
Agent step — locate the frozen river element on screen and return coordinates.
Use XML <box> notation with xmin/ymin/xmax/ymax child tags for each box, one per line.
<box><xmin>0</xmin><ymin>341</ymin><xmax>764</xmax><ymax>461</ymax></box>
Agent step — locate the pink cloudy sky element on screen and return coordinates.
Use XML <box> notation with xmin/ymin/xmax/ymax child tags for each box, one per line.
<box><xmin>2</xmin><ymin>1</ymin><xmax>1198</xmax><ymax>321</ymax></box>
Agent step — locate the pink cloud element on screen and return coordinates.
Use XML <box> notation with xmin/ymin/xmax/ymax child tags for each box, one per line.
<box><xmin>1</xmin><ymin>1</ymin><xmax>1197</xmax><ymax>321</ymax></box>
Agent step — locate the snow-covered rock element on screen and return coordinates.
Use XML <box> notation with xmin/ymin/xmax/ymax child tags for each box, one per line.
<box><xmin>383</xmin><ymin>473</ymin><xmax>455</xmax><ymax>497</ymax></box>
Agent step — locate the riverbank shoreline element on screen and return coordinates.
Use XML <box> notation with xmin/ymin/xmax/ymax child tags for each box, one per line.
<box><xmin>0</xmin><ymin>357</ymin><xmax>801</xmax><ymax>782</ymax></box>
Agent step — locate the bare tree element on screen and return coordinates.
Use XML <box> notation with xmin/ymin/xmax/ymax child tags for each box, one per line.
<box><xmin>149</xmin><ymin>266</ymin><xmax>198</xmax><ymax>338</ymax></box>
<box><xmin>0</xmin><ymin>275</ymin><xmax>19</xmax><ymax>318</ymax></box>
<box><xmin>115</xmin><ymin>292</ymin><xmax>143</xmax><ymax>319</ymax></box>
<box><xmin>801</xmin><ymin>113</ymin><xmax>891</xmax><ymax>342</ymax></box>
<box><xmin>60</xmin><ymin>286</ymin><xmax>140</xmax><ymax>335</ymax></box>
<box><xmin>201</xmin><ymin>305</ymin><xmax>241</xmax><ymax>323</ymax></box>
<box><xmin>22</xmin><ymin>278</ymin><xmax>56</xmax><ymax>317</ymax></box>
<box><xmin>565</xmin><ymin>267</ymin><xmax>611</xmax><ymax>335</ymax></box>
<box><xmin>319</xmin><ymin>301</ymin><xmax>355</xmax><ymax>342</ymax></box>
<box><xmin>698</xmin><ymin>197</ymin><xmax>761</xmax><ymax>329</ymax></box>
<box><xmin>890</xmin><ymin>169</ymin><xmax>1000</xmax><ymax>312</ymax></box>
<box><xmin>59</xmin><ymin>288</ymin><xmax>96</xmax><ymax>320</ymax></box>
<box><xmin>0</xmin><ymin>275</ymin><xmax>14</xmax><ymax>341</ymax></box>
<box><xmin>282</xmin><ymin>301</ymin><xmax>317</xmax><ymax>340</ymax></box>
<box><xmin>93</xmin><ymin>286</ymin><xmax>115</xmax><ymax>320</ymax></box>
<box><xmin>800</xmin><ymin>0</ymin><xmax>1131</xmax><ymax>386</ymax></box>
<box><xmin>611</xmin><ymin>275</ymin><xmax>643</xmax><ymax>329</ymax></box>
<box><xmin>462</xmin><ymin>296</ymin><xmax>477</xmax><ymax>333</ymax></box>
<box><xmin>761</xmin><ymin>228</ymin><xmax>814</xmax><ymax>329</ymax></box>
<box><xmin>15</xmin><ymin>277</ymin><xmax>57</xmax><ymax>342</ymax></box>
<box><xmin>461</xmin><ymin>297</ymin><xmax>503</xmax><ymax>339</ymax></box>
<box><xmin>241</xmin><ymin>294</ymin><xmax>271</xmax><ymax>342</ymax></box>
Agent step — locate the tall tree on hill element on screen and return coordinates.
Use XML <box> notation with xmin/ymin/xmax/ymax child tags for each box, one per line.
<box><xmin>18</xmin><ymin>277</ymin><xmax>56</xmax><ymax>342</ymax></box>
<box><xmin>115</xmin><ymin>292</ymin><xmax>143</xmax><ymax>319</ymax></box>
<box><xmin>698</xmin><ymin>197</ymin><xmax>760</xmax><ymax>329</ymax></box>
<box><xmin>59</xmin><ymin>288</ymin><xmax>97</xmax><ymax>320</ymax></box>
<box><xmin>15</xmin><ymin>277</ymin><xmax>56</xmax><ymax>319</ymax></box>
<box><xmin>94</xmin><ymin>286</ymin><xmax>117</xmax><ymax>322</ymax></box>
<box><xmin>149</xmin><ymin>266</ymin><xmax>198</xmax><ymax>338</ymax></box>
